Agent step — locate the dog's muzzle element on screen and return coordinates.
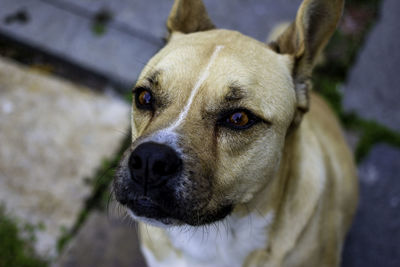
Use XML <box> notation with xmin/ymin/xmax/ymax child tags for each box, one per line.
<box><xmin>114</xmin><ymin>141</ymin><xmax>233</xmax><ymax>226</ymax></box>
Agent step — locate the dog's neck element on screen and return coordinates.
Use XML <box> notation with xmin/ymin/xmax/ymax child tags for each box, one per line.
<box><xmin>164</xmin><ymin>210</ymin><xmax>274</xmax><ymax>267</ymax></box>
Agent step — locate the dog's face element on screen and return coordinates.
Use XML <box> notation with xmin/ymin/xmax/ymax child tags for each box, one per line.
<box><xmin>113</xmin><ymin>0</ymin><xmax>344</xmax><ymax>226</ymax></box>
<box><xmin>115</xmin><ymin>30</ymin><xmax>296</xmax><ymax>226</ymax></box>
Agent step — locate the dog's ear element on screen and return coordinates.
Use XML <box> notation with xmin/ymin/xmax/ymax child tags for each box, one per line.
<box><xmin>270</xmin><ymin>0</ymin><xmax>344</xmax><ymax>126</ymax></box>
<box><xmin>167</xmin><ymin>0</ymin><xmax>215</xmax><ymax>37</ymax></box>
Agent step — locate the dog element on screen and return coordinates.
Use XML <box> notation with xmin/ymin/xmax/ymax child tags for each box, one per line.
<box><xmin>113</xmin><ymin>0</ymin><xmax>358</xmax><ymax>266</ymax></box>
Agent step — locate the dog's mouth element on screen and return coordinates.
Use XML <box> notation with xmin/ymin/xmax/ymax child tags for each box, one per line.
<box><xmin>113</xmin><ymin>144</ymin><xmax>234</xmax><ymax>226</ymax></box>
<box><xmin>121</xmin><ymin>194</ymin><xmax>233</xmax><ymax>227</ymax></box>
<box><xmin>126</xmin><ymin>196</ymin><xmax>174</xmax><ymax>221</ymax></box>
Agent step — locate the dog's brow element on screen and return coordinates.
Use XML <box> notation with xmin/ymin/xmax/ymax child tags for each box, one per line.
<box><xmin>225</xmin><ymin>84</ymin><xmax>247</xmax><ymax>102</ymax></box>
<box><xmin>146</xmin><ymin>71</ymin><xmax>162</xmax><ymax>86</ymax></box>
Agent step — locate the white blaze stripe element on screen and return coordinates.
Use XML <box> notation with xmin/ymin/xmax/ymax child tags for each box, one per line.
<box><xmin>166</xmin><ymin>45</ymin><xmax>224</xmax><ymax>132</ymax></box>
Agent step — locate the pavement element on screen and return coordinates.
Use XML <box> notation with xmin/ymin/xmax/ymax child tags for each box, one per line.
<box><xmin>341</xmin><ymin>2</ymin><xmax>400</xmax><ymax>266</ymax></box>
<box><xmin>342</xmin><ymin>144</ymin><xmax>400</xmax><ymax>267</ymax></box>
<box><xmin>0</xmin><ymin>57</ymin><xmax>130</xmax><ymax>257</ymax></box>
<box><xmin>0</xmin><ymin>0</ymin><xmax>302</xmax><ymax>88</ymax></box>
<box><xmin>0</xmin><ymin>0</ymin><xmax>399</xmax><ymax>266</ymax></box>
<box><xmin>54</xmin><ymin>210</ymin><xmax>146</xmax><ymax>267</ymax></box>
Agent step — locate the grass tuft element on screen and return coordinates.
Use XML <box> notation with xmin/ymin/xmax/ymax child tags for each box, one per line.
<box><xmin>0</xmin><ymin>206</ymin><xmax>48</xmax><ymax>267</ymax></box>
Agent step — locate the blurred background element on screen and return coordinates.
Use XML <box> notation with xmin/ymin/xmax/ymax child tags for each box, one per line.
<box><xmin>0</xmin><ymin>0</ymin><xmax>399</xmax><ymax>266</ymax></box>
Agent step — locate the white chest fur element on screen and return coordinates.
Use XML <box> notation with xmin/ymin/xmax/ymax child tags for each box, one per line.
<box><xmin>143</xmin><ymin>211</ymin><xmax>274</xmax><ymax>267</ymax></box>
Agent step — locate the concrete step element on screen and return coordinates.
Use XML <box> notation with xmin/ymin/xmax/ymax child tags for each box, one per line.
<box><xmin>48</xmin><ymin>0</ymin><xmax>302</xmax><ymax>41</ymax></box>
<box><xmin>0</xmin><ymin>0</ymin><xmax>302</xmax><ymax>88</ymax></box>
<box><xmin>0</xmin><ymin>56</ymin><xmax>130</xmax><ymax>258</ymax></box>
<box><xmin>342</xmin><ymin>144</ymin><xmax>400</xmax><ymax>267</ymax></box>
<box><xmin>55</xmin><ymin>208</ymin><xmax>146</xmax><ymax>267</ymax></box>
<box><xmin>0</xmin><ymin>0</ymin><xmax>163</xmax><ymax>87</ymax></box>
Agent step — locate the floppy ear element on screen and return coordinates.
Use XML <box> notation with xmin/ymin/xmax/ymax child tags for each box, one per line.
<box><xmin>167</xmin><ymin>0</ymin><xmax>215</xmax><ymax>36</ymax></box>
<box><xmin>270</xmin><ymin>0</ymin><xmax>344</xmax><ymax>126</ymax></box>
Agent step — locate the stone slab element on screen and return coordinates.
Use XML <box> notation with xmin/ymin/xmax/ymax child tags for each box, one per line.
<box><xmin>0</xmin><ymin>56</ymin><xmax>130</xmax><ymax>257</ymax></box>
<box><xmin>342</xmin><ymin>144</ymin><xmax>400</xmax><ymax>267</ymax></box>
<box><xmin>342</xmin><ymin>0</ymin><xmax>400</xmax><ymax>132</ymax></box>
<box><xmin>51</xmin><ymin>0</ymin><xmax>302</xmax><ymax>42</ymax></box>
<box><xmin>0</xmin><ymin>0</ymin><xmax>302</xmax><ymax>87</ymax></box>
<box><xmin>54</xmin><ymin>208</ymin><xmax>146</xmax><ymax>267</ymax></box>
<box><xmin>0</xmin><ymin>0</ymin><xmax>162</xmax><ymax>87</ymax></box>
<box><xmin>46</xmin><ymin>0</ymin><xmax>174</xmax><ymax>42</ymax></box>
<box><xmin>205</xmin><ymin>0</ymin><xmax>302</xmax><ymax>41</ymax></box>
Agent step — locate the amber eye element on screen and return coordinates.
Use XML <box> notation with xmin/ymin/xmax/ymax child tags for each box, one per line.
<box><xmin>227</xmin><ymin>111</ymin><xmax>249</xmax><ymax>127</ymax></box>
<box><xmin>135</xmin><ymin>88</ymin><xmax>153</xmax><ymax>110</ymax></box>
<box><xmin>218</xmin><ymin>109</ymin><xmax>260</xmax><ymax>130</ymax></box>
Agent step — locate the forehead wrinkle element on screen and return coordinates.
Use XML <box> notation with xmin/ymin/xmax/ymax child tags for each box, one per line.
<box><xmin>146</xmin><ymin>70</ymin><xmax>162</xmax><ymax>86</ymax></box>
<box><xmin>135</xmin><ymin>69</ymin><xmax>163</xmax><ymax>89</ymax></box>
<box><xmin>224</xmin><ymin>83</ymin><xmax>248</xmax><ymax>102</ymax></box>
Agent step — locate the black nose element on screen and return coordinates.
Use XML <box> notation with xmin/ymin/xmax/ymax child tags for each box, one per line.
<box><xmin>128</xmin><ymin>142</ymin><xmax>182</xmax><ymax>189</ymax></box>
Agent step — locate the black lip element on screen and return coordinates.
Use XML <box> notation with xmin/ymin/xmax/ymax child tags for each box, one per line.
<box><xmin>125</xmin><ymin>196</ymin><xmax>233</xmax><ymax>226</ymax></box>
<box><xmin>126</xmin><ymin>196</ymin><xmax>172</xmax><ymax>220</ymax></box>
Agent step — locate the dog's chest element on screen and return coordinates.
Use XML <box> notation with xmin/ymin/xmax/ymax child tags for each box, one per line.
<box><xmin>163</xmin><ymin>212</ymin><xmax>274</xmax><ymax>267</ymax></box>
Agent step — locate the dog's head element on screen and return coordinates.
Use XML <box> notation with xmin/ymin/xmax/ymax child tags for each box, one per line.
<box><xmin>114</xmin><ymin>0</ymin><xmax>344</xmax><ymax>226</ymax></box>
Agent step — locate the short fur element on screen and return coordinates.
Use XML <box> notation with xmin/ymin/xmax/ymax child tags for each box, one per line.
<box><xmin>113</xmin><ymin>0</ymin><xmax>358</xmax><ymax>266</ymax></box>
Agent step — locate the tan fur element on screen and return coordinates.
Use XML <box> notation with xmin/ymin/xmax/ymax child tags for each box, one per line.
<box><xmin>114</xmin><ymin>0</ymin><xmax>358</xmax><ymax>266</ymax></box>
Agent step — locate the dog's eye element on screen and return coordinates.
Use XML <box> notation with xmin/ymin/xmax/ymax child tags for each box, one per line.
<box><xmin>135</xmin><ymin>88</ymin><xmax>154</xmax><ymax>110</ymax></box>
<box><xmin>228</xmin><ymin>112</ymin><xmax>249</xmax><ymax>127</ymax></box>
<box><xmin>218</xmin><ymin>109</ymin><xmax>260</xmax><ymax>130</ymax></box>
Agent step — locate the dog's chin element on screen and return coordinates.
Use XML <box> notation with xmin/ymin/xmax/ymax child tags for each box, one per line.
<box><xmin>125</xmin><ymin>197</ymin><xmax>183</xmax><ymax>227</ymax></box>
<box><xmin>124</xmin><ymin>196</ymin><xmax>233</xmax><ymax>227</ymax></box>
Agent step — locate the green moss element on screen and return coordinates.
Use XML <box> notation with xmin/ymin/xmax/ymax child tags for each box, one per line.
<box><xmin>315</xmin><ymin>67</ymin><xmax>400</xmax><ymax>163</ymax></box>
<box><xmin>314</xmin><ymin>77</ymin><xmax>343</xmax><ymax>115</ymax></box>
<box><xmin>0</xmin><ymin>206</ymin><xmax>48</xmax><ymax>267</ymax></box>
<box><xmin>124</xmin><ymin>91</ymin><xmax>133</xmax><ymax>103</ymax></box>
<box><xmin>92</xmin><ymin>24</ymin><xmax>107</xmax><ymax>36</ymax></box>
<box><xmin>343</xmin><ymin>115</ymin><xmax>400</xmax><ymax>162</ymax></box>
<box><xmin>91</xmin><ymin>9</ymin><xmax>113</xmax><ymax>36</ymax></box>
<box><xmin>314</xmin><ymin>71</ymin><xmax>400</xmax><ymax>162</ymax></box>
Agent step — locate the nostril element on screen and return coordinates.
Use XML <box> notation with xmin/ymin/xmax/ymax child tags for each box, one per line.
<box><xmin>129</xmin><ymin>155</ymin><xmax>142</xmax><ymax>170</ymax></box>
